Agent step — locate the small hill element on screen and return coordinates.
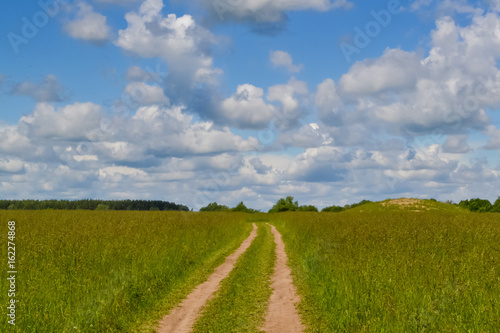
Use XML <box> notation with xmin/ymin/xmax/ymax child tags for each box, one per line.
<box><xmin>348</xmin><ymin>198</ymin><xmax>466</xmax><ymax>213</ymax></box>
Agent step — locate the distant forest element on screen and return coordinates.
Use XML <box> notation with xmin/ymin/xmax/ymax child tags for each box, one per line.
<box><xmin>1</xmin><ymin>197</ymin><xmax>500</xmax><ymax>213</ymax></box>
<box><xmin>0</xmin><ymin>199</ymin><xmax>189</xmax><ymax>211</ymax></box>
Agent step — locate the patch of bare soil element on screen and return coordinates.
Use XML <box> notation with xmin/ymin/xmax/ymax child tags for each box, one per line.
<box><xmin>262</xmin><ymin>224</ymin><xmax>305</xmax><ymax>333</ymax></box>
<box><xmin>381</xmin><ymin>198</ymin><xmax>423</xmax><ymax>207</ymax></box>
<box><xmin>156</xmin><ymin>223</ymin><xmax>258</xmax><ymax>333</ymax></box>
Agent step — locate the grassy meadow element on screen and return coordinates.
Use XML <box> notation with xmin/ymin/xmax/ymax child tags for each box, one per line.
<box><xmin>1</xmin><ymin>201</ymin><xmax>500</xmax><ymax>332</ymax></box>
<box><xmin>273</xmin><ymin>204</ymin><xmax>500</xmax><ymax>332</ymax></box>
<box><xmin>0</xmin><ymin>210</ymin><xmax>252</xmax><ymax>332</ymax></box>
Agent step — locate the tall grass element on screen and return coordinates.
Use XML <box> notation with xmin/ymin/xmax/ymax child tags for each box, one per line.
<box><xmin>273</xmin><ymin>211</ymin><xmax>500</xmax><ymax>332</ymax></box>
<box><xmin>0</xmin><ymin>211</ymin><xmax>251</xmax><ymax>332</ymax></box>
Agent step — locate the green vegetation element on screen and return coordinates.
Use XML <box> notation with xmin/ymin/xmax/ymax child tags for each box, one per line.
<box><xmin>3</xmin><ymin>198</ymin><xmax>500</xmax><ymax>332</ymax></box>
<box><xmin>231</xmin><ymin>201</ymin><xmax>260</xmax><ymax>213</ymax></box>
<box><xmin>272</xmin><ymin>209</ymin><xmax>500</xmax><ymax>332</ymax></box>
<box><xmin>199</xmin><ymin>202</ymin><xmax>230</xmax><ymax>212</ymax></box>
<box><xmin>268</xmin><ymin>196</ymin><xmax>319</xmax><ymax>213</ymax></box>
<box><xmin>0</xmin><ymin>199</ymin><xmax>189</xmax><ymax>211</ymax></box>
<box><xmin>200</xmin><ymin>201</ymin><xmax>260</xmax><ymax>213</ymax></box>
<box><xmin>322</xmin><ymin>200</ymin><xmax>372</xmax><ymax>212</ymax></box>
<box><xmin>0</xmin><ymin>210</ymin><xmax>251</xmax><ymax>333</ymax></box>
<box><xmin>459</xmin><ymin>197</ymin><xmax>500</xmax><ymax>213</ymax></box>
<box><xmin>192</xmin><ymin>223</ymin><xmax>275</xmax><ymax>333</ymax></box>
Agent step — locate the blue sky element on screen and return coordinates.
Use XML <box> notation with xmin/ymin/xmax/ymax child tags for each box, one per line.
<box><xmin>1</xmin><ymin>0</ymin><xmax>500</xmax><ymax>210</ymax></box>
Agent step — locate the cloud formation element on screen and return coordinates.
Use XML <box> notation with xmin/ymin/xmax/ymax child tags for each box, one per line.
<box><xmin>203</xmin><ymin>0</ymin><xmax>352</xmax><ymax>23</ymax></box>
<box><xmin>64</xmin><ymin>3</ymin><xmax>111</xmax><ymax>44</ymax></box>
<box><xmin>11</xmin><ymin>75</ymin><xmax>68</xmax><ymax>103</ymax></box>
<box><xmin>270</xmin><ymin>50</ymin><xmax>303</xmax><ymax>73</ymax></box>
<box><xmin>116</xmin><ymin>0</ymin><xmax>221</xmax><ymax>95</ymax></box>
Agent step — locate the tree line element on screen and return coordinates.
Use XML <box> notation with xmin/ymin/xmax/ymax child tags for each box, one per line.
<box><xmin>0</xmin><ymin>199</ymin><xmax>189</xmax><ymax>211</ymax></box>
<box><xmin>200</xmin><ymin>197</ymin><xmax>371</xmax><ymax>213</ymax></box>
<box><xmin>2</xmin><ymin>197</ymin><xmax>500</xmax><ymax>213</ymax></box>
<box><xmin>458</xmin><ymin>198</ymin><xmax>500</xmax><ymax>213</ymax></box>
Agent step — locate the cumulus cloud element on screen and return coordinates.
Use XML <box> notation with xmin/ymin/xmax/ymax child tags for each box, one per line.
<box><xmin>276</xmin><ymin>123</ymin><xmax>333</xmax><ymax>148</ymax></box>
<box><xmin>268</xmin><ymin>77</ymin><xmax>309</xmax><ymax>128</ymax></box>
<box><xmin>125</xmin><ymin>66</ymin><xmax>164</xmax><ymax>83</ymax></box>
<box><xmin>11</xmin><ymin>75</ymin><xmax>68</xmax><ymax>102</ymax></box>
<box><xmin>124</xmin><ymin>82</ymin><xmax>170</xmax><ymax>106</ymax></box>
<box><xmin>270</xmin><ymin>50</ymin><xmax>303</xmax><ymax>73</ymax></box>
<box><xmin>116</xmin><ymin>0</ymin><xmax>221</xmax><ymax>97</ymax></box>
<box><xmin>0</xmin><ymin>159</ymin><xmax>25</xmax><ymax>174</ymax></box>
<box><xmin>318</xmin><ymin>13</ymin><xmax>500</xmax><ymax>139</ymax></box>
<box><xmin>0</xmin><ymin>126</ymin><xmax>35</xmax><ymax>157</ymax></box>
<box><xmin>287</xmin><ymin>146</ymin><xmax>348</xmax><ymax>182</ymax></box>
<box><xmin>20</xmin><ymin>102</ymin><xmax>103</xmax><ymax>141</ymax></box>
<box><xmin>487</xmin><ymin>0</ymin><xmax>500</xmax><ymax>12</ymax></box>
<box><xmin>217</xmin><ymin>78</ymin><xmax>308</xmax><ymax>129</ymax></box>
<box><xmin>219</xmin><ymin>84</ymin><xmax>276</xmax><ymax>129</ymax></box>
<box><xmin>339</xmin><ymin>49</ymin><xmax>422</xmax><ymax>96</ymax></box>
<box><xmin>200</xmin><ymin>0</ymin><xmax>352</xmax><ymax>24</ymax></box>
<box><xmin>64</xmin><ymin>3</ymin><xmax>111</xmax><ymax>45</ymax></box>
<box><xmin>484</xmin><ymin>125</ymin><xmax>500</xmax><ymax>149</ymax></box>
<box><xmin>94</xmin><ymin>0</ymin><xmax>141</xmax><ymax>4</ymax></box>
<box><xmin>442</xmin><ymin>134</ymin><xmax>471</xmax><ymax>153</ymax></box>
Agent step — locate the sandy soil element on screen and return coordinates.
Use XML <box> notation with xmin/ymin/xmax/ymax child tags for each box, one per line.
<box><xmin>156</xmin><ymin>223</ymin><xmax>258</xmax><ymax>333</ymax></box>
<box><xmin>262</xmin><ymin>224</ymin><xmax>305</xmax><ymax>333</ymax></box>
<box><xmin>381</xmin><ymin>198</ymin><xmax>423</xmax><ymax>207</ymax></box>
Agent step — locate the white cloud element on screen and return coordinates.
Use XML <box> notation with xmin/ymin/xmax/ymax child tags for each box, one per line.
<box><xmin>0</xmin><ymin>159</ymin><xmax>25</xmax><ymax>173</ymax></box>
<box><xmin>11</xmin><ymin>75</ymin><xmax>68</xmax><ymax>102</ymax></box>
<box><xmin>94</xmin><ymin>0</ymin><xmax>141</xmax><ymax>4</ymax></box>
<box><xmin>125</xmin><ymin>66</ymin><xmax>163</xmax><ymax>83</ymax></box>
<box><xmin>277</xmin><ymin>123</ymin><xmax>333</xmax><ymax>148</ymax></box>
<box><xmin>116</xmin><ymin>0</ymin><xmax>221</xmax><ymax>92</ymax></box>
<box><xmin>124</xmin><ymin>105</ymin><xmax>260</xmax><ymax>156</ymax></box>
<box><xmin>318</xmin><ymin>14</ymin><xmax>500</xmax><ymax>138</ymax></box>
<box><xmin>442</xmin><ymin>134</ymin><xmax>471</xmax><ymax>153</ymax></box>
<box><xmin>64</xmin><ymin>3</ymin><xmax>111</xmax><ymax>44</ymax></box>
<box><xmin>0</xmin><ymin>126</ymin><xmax>34</xmax><ymax>156</ymax></box>
<box><xmin>270</xmin><ymin>50</ymin><xmax>303</xmax><ymax>73</ymax></box>
<box><xmin>487</xmin><ymin>0</ymin><xmax>500</xmax><ymax>12</ymax></box>
<box><xmin>201</xmin><ymin>0</ymin><xmax>353</xmax><ymax>23</ymax></box>
<box><xmin>339</xmin><ymin>49</ymin><xmax>422</xmax><ymax>96</ymax></box>
<box><xmin>267</xmin><ymin>77</ymin><xmax>309</xmax><ymax>128</ymax></box>
<box><xmin>484</xmin><ymin>125</ymin><xmax>500</xmax><ymax>149</ymax></box>
<box><xmin>98</xmin><ymin>166</ymin><xmax>148</xmax><ymax>182</ymax></box>
<box><xmin>219</xmin><ymin>84</ymin><xmax>276</xmax><ymax>129</ymax></box>
<box><xmin>20</xmin><ymin>102</ymin><xmax>102</xmax><ymax>141</ymax></box>
<box><xmin>124</xmin><ymin>82</ymin><xmax>170</xmax><ymax>106</ymax></box>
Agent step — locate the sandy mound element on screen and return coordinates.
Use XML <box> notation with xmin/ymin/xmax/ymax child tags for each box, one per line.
<box><xmin>381</xmin><ymin>198</ymin><xmax>423</xmax><ymax>207</ymax></box>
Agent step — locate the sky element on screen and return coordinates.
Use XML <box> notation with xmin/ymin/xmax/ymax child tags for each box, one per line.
<box><xmin>1</xmin><ymin>0</ymin><xmax>500</xmax><ymax>211</ymax></box>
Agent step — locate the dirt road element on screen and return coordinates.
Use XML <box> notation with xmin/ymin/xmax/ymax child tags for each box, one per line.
<box><xmin>262</xmin><ymin>224</ymin><xmax>305</xmax><ymax>333</ymax></box>
<box><xmin>156</xmin><ymin>223</ymin><xmax>258</xmax><ymax>333</ymax></box>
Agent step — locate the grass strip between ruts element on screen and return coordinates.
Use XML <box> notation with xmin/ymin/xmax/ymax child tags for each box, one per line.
<box><xmin>192</xmin><ymin>222</ymin><xmax>276</xmax><ymax>333</ymax></box>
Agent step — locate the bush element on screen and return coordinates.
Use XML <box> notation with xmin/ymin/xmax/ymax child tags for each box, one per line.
<box><xmin>459</xmin><ymin>199</ymin><xmax>492</xmax><ymax>212</ymax></box>
<box><xmin>200</xmin><ymin>202</ymin><xmax>230</xmax><ymax>212</ymax></box>
<box><xmin>268</xmin><ymin>196</ymin><xmax>318</xmax><ymax>213</ymax></box>
<box><xmin>95</xmin><ymin>204</ymin><xmax>110</xmax><ymax>211</ymax></box>
<box><xmin>231</xmin><ymin>202</ymin><xmax>259</xmax><ymax>213</ymax></box>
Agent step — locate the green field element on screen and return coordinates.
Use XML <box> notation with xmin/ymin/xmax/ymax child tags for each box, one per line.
<box><xmin>273</xmin><ymin>205</ymin><xmax>500</xmax><ymax>332</ymax></box>
<box><xmin>1</xmin><ymin>203</ymin><xmax>500</xmax><ymax>332</ymax></box>
<box><xmin>0</xmin><ymin>210</ymin><xmax>252</xmax><ymax>332</ymax></box>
